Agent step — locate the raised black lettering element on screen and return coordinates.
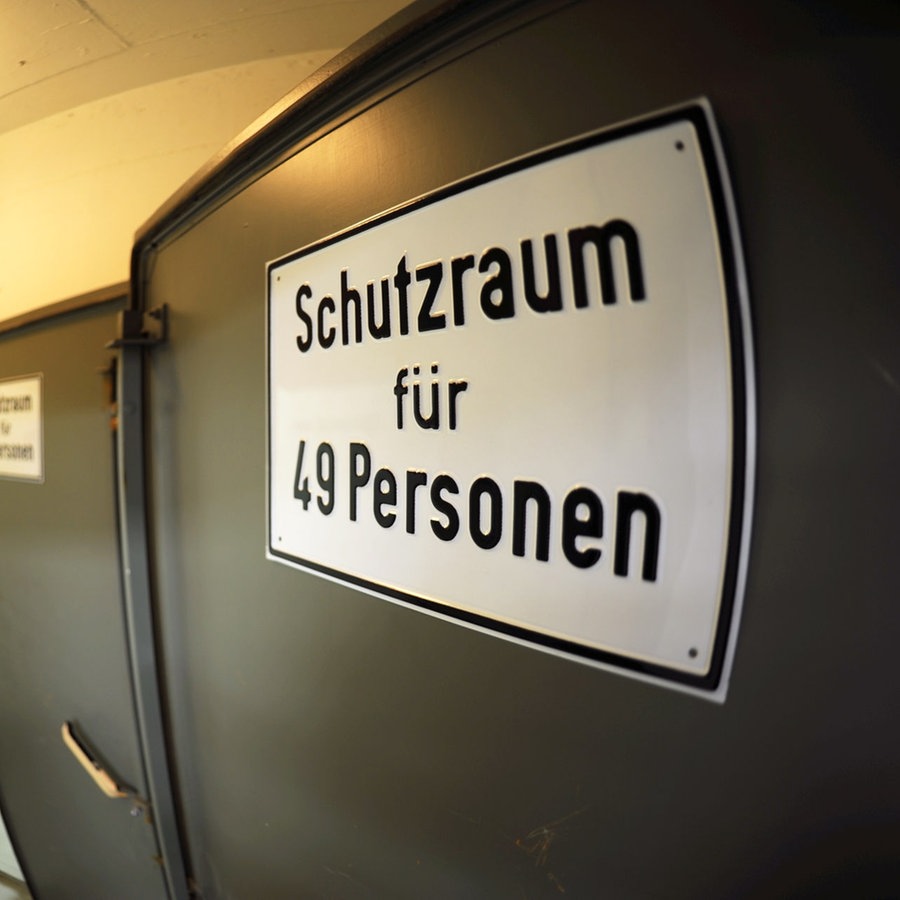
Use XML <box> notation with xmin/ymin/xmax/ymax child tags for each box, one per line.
<box><xmin>450</xmin><ymin>254</ymin><xmax>475</xmax><ymax>326</ymax></box>
<box><xmin>373</xmin><ymin>467</ymin><xmax>397</xmax><ymax>528</ymax></box>
<box><xmin>562</xmin><ymin>487</ymin><xmax>603</xmax><ymax>568</ymax></box>
<box><xmin>0</xmin><ymin>396</ymin><xmax>32</xmax><ymax>413</ymax></box>
<box><xmin>469</xmin><ymin>477</ymin><xmax>503</xmax><ymax>549</ymax></box>
<box><xmin>416</xmin><ymin>261</ymin><xmax>446</xmax><ymax>332</ymax></box>
<box><xmin>394</xmin><ymin>255</ymin><xmax>411</xmax><ymax>336</ymax></box>
<box><xmin>367</xmin><ymin>278</ymin><xmax>392</xmax><ymax>340</ymax></box>
<box><xmin>316</xmin><ymin>442</ymin><xmax>335</xmax><ymax>515</ymax></box>
<box><xmin>430</xmin><ymin>474</ymin><xmax>460</xmax><ymax>541</ymax></box>
<box><xmin>478</xmin><ymin>247</ymin><xmax>515</xmax><ymax>320</ymax></box>
<box><xmin>394</xmin><ymin>368</ymin><xmax>409</xmax><ymax>430</ymax></box>
<box><xmin>448</xmin><ymin>381</ymin><xmax>468</xmax><ymax>430</ymax></box>
<box><xmin>317</xmin><ymin>295</ymin><xmax>336</xmax><ymax>349</ymax></box>
<box><xmin>614</xmin><ymin>491</ymin><xmax>661</xmax><ymax>581</ymax></box>
<box><xmin>405</xmin><ymin>470</ymin><xmax>428</xmax><ymax>534</ymax></box>
<box><xmin>521</xmin><ymin>234</ymin><xmax>562</xmax><ymax>313</ymax></box>
<box><xmin>412</xmin><ymin>364</ymin><xmax>439</xmax><ymax>430</ymax></box>
<box><xmin>348</xmin><ymin>442</ymin><xmax>371</xmax><ymax>522</ymax></box>
<box><xmin>295</xmin><ymin>284</ymin><xmax>313</xmax><ymax>352</ymax></box>
<box><xmin>340</xmin><ymin>270</ymin><xmax>363</xmax><ymax>346</ymax></box>
<box><xmin>512</xmin><ymin>480</ymin><xmax>551</xmax><ymax>561</ymax></box>
<box><xmin>568</xmin><ymin>220</ymin><xmax>645</xmax><ymax>307</ymax></box>
<box><xmin>293</xmin><ymin>440</ymin><xmax>310</xmax><ymax>509</ymax></box>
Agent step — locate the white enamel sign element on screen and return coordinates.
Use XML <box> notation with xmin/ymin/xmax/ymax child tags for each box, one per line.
<box><xmin>0</xmin><ymin>374</ymin><xmax>43</xmax><ymax>482</ymax></box>
<box><xmin>267</xmin><ymin>102</ymin><xmax>754</xmax><ymax>698</ymax></box>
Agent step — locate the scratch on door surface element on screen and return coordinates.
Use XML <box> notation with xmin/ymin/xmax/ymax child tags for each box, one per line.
<box><xmin>514</xmin><ymin>808</ymin><xmax>587</xmax><ymax>868</ymax></box>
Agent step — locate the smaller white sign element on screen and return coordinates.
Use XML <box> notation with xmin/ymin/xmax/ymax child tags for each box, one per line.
<box><xmin>0</xmin><ymin>374</ymin><xmax>43</xmax><ymax>482</ymax></box>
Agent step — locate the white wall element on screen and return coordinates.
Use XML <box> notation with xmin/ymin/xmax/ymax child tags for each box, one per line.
<box><xmin>0</xmin><ymin>807</ymin><xmax>23</xmax><ymax>882</ymax></box>
<box><xmin>0</xmin><ymin>52</ymin><xmax>333</xmax><ymax>322</ymax></box>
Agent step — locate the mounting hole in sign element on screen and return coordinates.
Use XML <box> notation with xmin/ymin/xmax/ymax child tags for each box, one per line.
<box><xmin>688</xmin><ymin>647</ymin><xmax>698</xmax><ymax>659</ymax></box>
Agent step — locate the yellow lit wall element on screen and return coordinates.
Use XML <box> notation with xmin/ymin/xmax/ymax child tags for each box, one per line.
<box><xmin>0</xmin><ymin>53</ymin><xmax>332</xmax><ymax>321</ymax></box>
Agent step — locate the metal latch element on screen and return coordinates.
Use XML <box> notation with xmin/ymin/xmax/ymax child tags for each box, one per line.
<box><xmin>106</xmin><ymin>304</ymin><xmax>168</xmax><ymax>349</ymax></box>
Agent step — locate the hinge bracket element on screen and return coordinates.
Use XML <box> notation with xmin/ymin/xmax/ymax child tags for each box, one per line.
<box><xmin>106</xmin><ymin>304</ymin><xmax>168</xmax><ymax>349</ymax></box>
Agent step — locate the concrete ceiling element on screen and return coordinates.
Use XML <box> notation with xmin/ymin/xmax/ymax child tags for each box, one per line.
<box><xmin>0</xmin><ymin>0</ymin><xmax>411</xmax><ymax>133</ymax></box>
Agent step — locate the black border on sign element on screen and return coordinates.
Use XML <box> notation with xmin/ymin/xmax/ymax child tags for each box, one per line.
<box><xmin>266</xmin><ymin>102</ymin><xmax>750</xmax><ymax>693</ymax></box>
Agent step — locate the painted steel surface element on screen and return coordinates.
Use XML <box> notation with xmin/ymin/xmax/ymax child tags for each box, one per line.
<box><xmin>136</xmin><ymin>0</ymin><xmax>900</xmax><ymax>896</ymax></box>
<box><xmin>0</xmin><ymin>306</ymin><xmax>167</xmax><ymax>900</ymax></box>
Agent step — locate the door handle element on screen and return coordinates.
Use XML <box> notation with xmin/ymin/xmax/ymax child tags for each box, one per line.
<box><xmin>61</xmin><ymin>721</ymin><xmax>129</xmax><ymax>799</ymax></box>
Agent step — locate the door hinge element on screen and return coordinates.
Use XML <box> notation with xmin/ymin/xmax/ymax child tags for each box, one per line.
<box><xmin>106</xmin><ymin>304</ymin><xmax>169</xmax><ymax>349</ymax></box>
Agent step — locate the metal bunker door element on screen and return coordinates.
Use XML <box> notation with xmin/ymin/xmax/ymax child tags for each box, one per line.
<box><xmin>0</xmin><ymin>298</ymin><xmax>184</xmax><ymax>900</ymax></box>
